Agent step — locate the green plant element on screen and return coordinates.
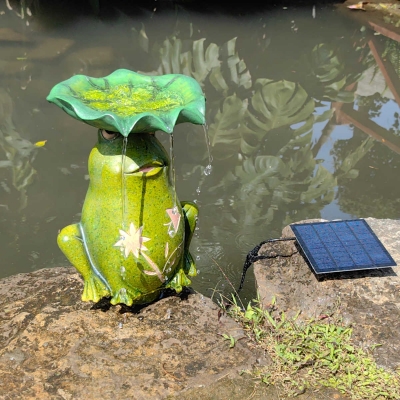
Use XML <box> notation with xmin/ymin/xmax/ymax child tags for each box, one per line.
<box><xmin>222</xmin><ymin>333</ymin><xmax>236</xmax><ymax>348</ymax></box>
<box><xmin>226</xmin><ymin>297</ymin><xmax>400</xmax><ymax>399</ymax></box>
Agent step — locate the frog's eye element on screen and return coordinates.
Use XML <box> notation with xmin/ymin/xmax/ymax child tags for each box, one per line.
<box><xmin>101</xmin><ymin>129</ymin><xmax>120</xmax><ymax>141</ymax></box>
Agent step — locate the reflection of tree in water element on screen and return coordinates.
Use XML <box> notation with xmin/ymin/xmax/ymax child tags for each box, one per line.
<box><xmin>390</xmin><ymin>111</ymin><xmax>400</xmax><ymax>138</ymax></box>
<box><xmin>357</xmin><ymin>93</ymin><xmax>389</xmax><ymax>119</ymax></box>
<box><xmin>382</xmin><ymin>36</ymin><xmax>400</xmax><ymax>79</ymax></box>
<box><xmin>333</xmin><ymin>128</ymin><xmax>400</xmax><ymax>219</ymax></box>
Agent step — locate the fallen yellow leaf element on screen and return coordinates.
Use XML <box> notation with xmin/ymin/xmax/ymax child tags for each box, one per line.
<box><xmin>34</xmin><ymin>140</ymin><xmax>47</xmax><ymax>147</ymax></box>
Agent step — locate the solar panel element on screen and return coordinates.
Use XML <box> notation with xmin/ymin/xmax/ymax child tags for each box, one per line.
<box><xmin>290</xmin><ymin>219</ymin><xmax>397</xmax><ymax>274</ymax></box>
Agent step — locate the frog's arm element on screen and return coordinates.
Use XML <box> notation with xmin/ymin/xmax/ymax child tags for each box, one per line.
<box><xmin>57</xmin><ymin>223</ymin><xmax>111</xmax><ymax>302</ymax></box>
<box><xmin>165</xmin><ymin>201</ymin><xmax>198</xmax><ymax>293</ymax></box>
<box><xmin>182</xmin><ymin>201</ymin><xmax>198</xmax><ymax>277</ymax></box>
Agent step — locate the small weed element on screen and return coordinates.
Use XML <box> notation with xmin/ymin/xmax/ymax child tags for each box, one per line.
<box><xmin>222</xmin><ymin>333</ymin><xmax>236</xmax><ymax>348</ymax></box>
<box><xmin>225</xmin><ymin>296</ymin><xmax>400</xmax><ymax>399</ymax></box>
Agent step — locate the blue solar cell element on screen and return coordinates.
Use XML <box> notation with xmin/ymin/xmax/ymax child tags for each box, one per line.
<box><xmin>290</xmin><ymin>219</ymin><xmax>396</xmax><ymax>274</ymax></box>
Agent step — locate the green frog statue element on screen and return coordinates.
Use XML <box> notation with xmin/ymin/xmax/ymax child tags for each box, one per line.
<box><xmin>47</xmin><ymin>69</ymin><xmax>205</xmax><ymax>306</ymax></box>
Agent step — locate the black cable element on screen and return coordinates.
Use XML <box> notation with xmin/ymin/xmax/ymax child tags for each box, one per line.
<box><xmin>238</xmin><ymin>237</ymin><xmax>296</xmax><ymax>292</ymax></box>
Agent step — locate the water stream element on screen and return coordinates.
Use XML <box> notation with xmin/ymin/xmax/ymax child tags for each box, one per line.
<box><xmin>121</xmin><ymin>135</ymin><xmax>128</xmax><ymax>230</ymax></box>
<box><xmin>202</xmin><ymin>124</ymin><xmax>213</xmax><ymax>177</ymax></box>
<box><xmin>168</xmin><ymin>133</ymin><xmax>177</xmax><ymax>210</ymax></box>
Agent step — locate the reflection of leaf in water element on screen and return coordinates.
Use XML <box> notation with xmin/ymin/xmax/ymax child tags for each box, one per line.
<box><xmin>209</xmin><ymin>80</ymin><xmax>315</xmax><ymax>159</ymax></box>
<box><xmin>298</xmin><ymin>43</ymin><xmax>359</xmax><ymax>103</ymax></box>
<box><xmin>155</xmin><ymin>36</ymin><xmax>219</xmax><ymax>82</ymax></box>
<box><xmin>336</xmin><ymin>137</ymin><xmax>375</xmax><ymax>179</ymax></box>
<box><xmin>247</xmin><ymin>79</ymin><xmax>315</xmax><ymax>132</ymax></box>
<box><xmin>210</xmin><ymin>148</ymin><xmax>336</xmax><ymax>228</ymax></box>
<box><xmin>234</xmin><ymin>156</ymin><xmax>291</xmax><ymax>224</ymax></box>
<box><xmin>300</xmin><ymin>165</ymin><xmax>336</xmax><ymax>203</ymax></box>
<box><xmin>311</xmin><ymin>43</ymin><xmax>344</xmax><ymax>83</ymax></box>
<box><xmin>0</xmin><ymin>88</ymin><xmax>37</xmax><ymax>209</ymax></box>
<box><xmin>209</xmin><ymin>37</ymin><xmax>252</xmax><ymax>95</ymax></box>
<box><xmin>152</xmin><ymin>34</ymin><xmax>251</xmax><ymax>94</ymax></box>
<box><xmin>208</xmin><ymin>94</ymin><xmax>247</xmax><ymax>159</ymax></box>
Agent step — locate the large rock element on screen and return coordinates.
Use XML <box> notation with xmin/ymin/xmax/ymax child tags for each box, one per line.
<box><xmin>254</xmin><ymin>218</ymin><xmax>400</xmax><ymax>370</ymax></box>
<box><xmin>0</xmin><ymin>267</ymin><xmax>270</xmax><ymax>400</ymax></box>
<box><xmin>0</xmin><ymin>267</ymin><xmax>350</xmax><ymax>399</ymax></box>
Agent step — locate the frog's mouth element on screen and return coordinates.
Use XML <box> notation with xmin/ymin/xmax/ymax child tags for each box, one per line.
<box><xmin>124</xmin><ymin>161</ymin><xmax>165</xmax><ymax>177</ymax></box>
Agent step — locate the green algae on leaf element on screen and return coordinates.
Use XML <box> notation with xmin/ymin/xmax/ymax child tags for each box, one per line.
<box><xmin>46</xmin><ymin>69</ymin><xmax>205</xmax><ymax>136</ymax></box>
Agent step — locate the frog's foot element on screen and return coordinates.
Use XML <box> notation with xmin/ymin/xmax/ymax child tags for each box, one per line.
<box><xmin>165</xmin><ymin>268</ymin><xmax>192</xmax><ymax>293</ymax></box>
<box><xmin>110</xmin><ymin>286</ymin><xmax>143</xmax><ymax>306</ymax></box>
<box><xmin>82</xmin><ymin>275</ymin><xmax>110</xmax><ymax>303</ymax></box>
<box><xmin>58</xmin><ymin>223</ymin><xmax>111</xmax><ymax>303</ymax></box>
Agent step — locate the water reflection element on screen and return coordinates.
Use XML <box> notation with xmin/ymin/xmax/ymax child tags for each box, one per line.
<box><xmin>0</xmin><ymin>89</ymin><xmax>38</xmax><ymax>210</ymax></box>
<box><xmin>1</xmin><ymin>2</ymin><xmax>400</xmax><ymax>302</ymax></box>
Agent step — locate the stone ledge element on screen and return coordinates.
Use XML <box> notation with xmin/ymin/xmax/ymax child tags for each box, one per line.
<box><xmin>0</xmin><ymin>267</ymin><xmax>261</xmax><ymax>400</ymax></box>
<box><xmin>254</xmin><ymin>218</ymin><xmax>400</xmax><ymax>370</ymax></box>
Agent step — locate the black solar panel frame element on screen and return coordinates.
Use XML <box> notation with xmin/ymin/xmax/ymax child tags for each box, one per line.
<box><xmin>290</xmin><ymin>219</ymin><xmax>397</xmax><ymax>274</ymax></box>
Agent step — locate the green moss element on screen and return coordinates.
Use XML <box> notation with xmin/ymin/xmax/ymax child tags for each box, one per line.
<box><xmin>79</xmin><ymin>84</ymin><xmax>184</xmax><ymax>116</ymax></box>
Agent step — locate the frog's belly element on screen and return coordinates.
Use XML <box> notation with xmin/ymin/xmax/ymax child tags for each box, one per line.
<box><xmin>80</xmin><ymin>195</ymin><xmax>185</xmax><ymax>292</ymax></box>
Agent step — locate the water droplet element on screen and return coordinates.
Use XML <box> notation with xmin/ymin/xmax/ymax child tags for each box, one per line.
<box><xmin>203</xmin><ymin>124</ymin><xmax>213</xmax><ymax>166</ymax></box>
<box><xmin>195</xmin><ymin>227</ymin><xmax>199</xmax><ymax>231</ymax></box>
<box><xmin>196</xmin><ymin>188</ymin><xmax>201</xmax><ymax>194</ymax></box>
<box><xmin>193</xmin><ymin>199</ymin><xmax>198</xmax><ymax>204</ymax></box>
<box><xmin>196</xmin><ymin>247</ymin><xmax>200</xmax><ymax>251</ymax></box>
<box><xmin>119</xmin><ymin>288</ymin><xmax>127</xmax><ymax>295</ymax></box>
<box><xmin>197</xmin><ymin>269</ymin><xmax>200</xmax><ymax>274</ymax></box>
<box><xmin>168</xmin><ymin>230</ymin><xmax>175</xmax><ymax>238</ymax></box>
<box><xmin>204</xmin><ymin>164</ymin><xmax>212</xmax><ymax>176</ymax></box>
<box><xmin>118</xmin><ymin>322</ymin><xmax>123</xmax><ymax>329</ymax></box>
<box><xmin>196</xmin><ymin>256</ymin><xmax>200</xmax><ymax>260</ymax></box>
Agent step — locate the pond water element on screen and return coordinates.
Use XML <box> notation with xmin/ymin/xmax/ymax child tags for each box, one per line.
<box><xmin>1</xmin><ymin>0</ymin><xmax>400</xmax><ymax>303</ymax></box>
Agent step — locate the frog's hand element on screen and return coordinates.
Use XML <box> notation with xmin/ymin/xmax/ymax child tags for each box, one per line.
<box><xmin>181</xmin><ymin>201</ymin><xmax>198</xmax><ymax>276</ymax></box>
<box><xmin>57</xmin><ymin>223</ymin><xmax>110</xmax><ymax>303</ymax></box>
<box><xmin>181</xmin><ymin>201</ymin><xmax>198</xmax><ymax>252</ymax></box>
<box><xmin>166</xmin><ymin>201</ymin><xmax>199</xmax><ymax>293</ymax></box>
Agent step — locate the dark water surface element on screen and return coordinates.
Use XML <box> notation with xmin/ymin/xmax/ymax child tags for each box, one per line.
<box><xmin>1</xmin><ymin>1</ymin><xmax>400</xmax><ymax>303</ymax></box>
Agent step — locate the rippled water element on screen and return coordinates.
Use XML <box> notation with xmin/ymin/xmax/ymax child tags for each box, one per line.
<box><xmin>1</xmin><ymin>1</ymin><xmax>400</xmax><ymax>303</ymax></box>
